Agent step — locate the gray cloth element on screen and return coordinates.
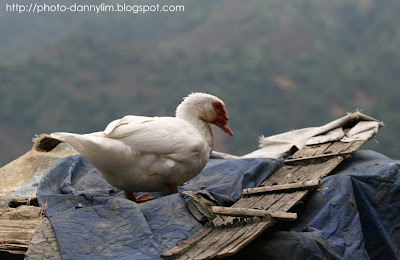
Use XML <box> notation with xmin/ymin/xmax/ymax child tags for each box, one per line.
<box><xmin>212</xmin><ymin>112</ymin><xmax>383</xmax><ymax>159</ymax></box>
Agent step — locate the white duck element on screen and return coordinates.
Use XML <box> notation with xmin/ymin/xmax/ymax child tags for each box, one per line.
<box><xmin>51</xmin><ymin>93</ymin><xmax>233</xmax><ymax>202</ymax></box>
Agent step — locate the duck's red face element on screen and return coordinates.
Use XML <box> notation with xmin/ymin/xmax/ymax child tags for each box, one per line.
<box><xmin>212</xmin><ymin>101</ymin><xmax>233</xmax><ymax>136</ymax></box>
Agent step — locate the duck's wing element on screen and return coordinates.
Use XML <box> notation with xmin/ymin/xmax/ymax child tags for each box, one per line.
<box><xmin>104</xmin><ymin>116</ymin><xmax>151</xmax><ymax>135</ymax></box>
<box><xmin>103</xmin><ymin>115</ymin><xmax>206</xmax><ymax>155</ymax></box>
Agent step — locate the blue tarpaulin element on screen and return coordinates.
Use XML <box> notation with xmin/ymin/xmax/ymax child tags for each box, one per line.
<box><xmin>35</xmin><ymin>151</ymin><xmax>400</xmax><ymax>259</ymax></box>
<box><xmin>36</xmin><ymin>156</ymin><xmax>281</xmax><ymax>259</ymax></box>
<box><xmin>232</xmin><ymin>151</ymin><xmax>400</xmax><ymax>260</ymax></box>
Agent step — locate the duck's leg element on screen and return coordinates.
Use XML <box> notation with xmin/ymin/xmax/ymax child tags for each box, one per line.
<box><xmin>168</xmin><ymin>184</ymin><xmax>178</xmax><ymax>194</ymax></box>
<box><xmin>125</xmin><ymin>191</ymin><xmax>136</xmax><ymax>201</ymax></box>
<box><xmin>124</xmin><ymin>191</ymin><xmax>155</xmax><ymax>203</ymax></box>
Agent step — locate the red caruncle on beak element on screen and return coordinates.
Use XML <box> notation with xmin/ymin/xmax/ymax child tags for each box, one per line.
<box><xmin>212</xmin><ymin>101</ymin><xmax>233</xmax><ymax>136</ymax></box>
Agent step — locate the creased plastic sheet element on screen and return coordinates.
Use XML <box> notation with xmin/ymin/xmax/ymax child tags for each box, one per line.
<box><xmin>33</xmin><ymin>155</ymin><xmax>281</xmax><ymax>259</ymax></box>
<box><xmin>29</xmin><ymin>150</ymin><xmax>400</xmax><ymax>259</ymax></box>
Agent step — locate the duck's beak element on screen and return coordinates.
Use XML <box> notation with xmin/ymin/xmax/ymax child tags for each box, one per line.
<box><xmin>213</xmin><ymin>115</ymin><xmax>233</xmax><ymax>136</ymax></box>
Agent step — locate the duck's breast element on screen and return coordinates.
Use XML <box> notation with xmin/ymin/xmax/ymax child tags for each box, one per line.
<box><xmin>97</xmin><ymin>117</ymin><xmax>211</xmax><ymax>192</ymax></box>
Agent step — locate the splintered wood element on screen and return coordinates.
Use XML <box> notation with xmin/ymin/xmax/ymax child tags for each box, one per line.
<box><xmin>211</xmin><ymin>206</ymin><xmax>297</xmax><ymax>221</ymax></box>
<box><xmin>242</xmin><ymin>180</ymin><xmax>320</xmax><ymax>195</ymax></box>
<box><xmin>0</xmin><ymin>206</ymin><xmax>44</xmax><ymax>255</ymax></box>
<box><xmin>161</xmin><ymin>140</ymin><xmax>368</xmax><ymax>259</ymax></box>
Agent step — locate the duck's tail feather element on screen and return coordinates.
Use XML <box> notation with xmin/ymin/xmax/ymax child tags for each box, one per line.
<box><xmin>50</xmin><ymin>132</ymin><xmax>130</xmax><ymax>169</ymax></box>
<box><xmin>50</xmin><ymin>132</ymin><xmax>69</xmax><ymax>141</ymax></box>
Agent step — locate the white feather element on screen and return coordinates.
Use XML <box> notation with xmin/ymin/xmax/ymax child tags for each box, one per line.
<box><xmin>51</xmin><ymin>93</ymin><xmax>231</xmax><ymax>193</ymax></box>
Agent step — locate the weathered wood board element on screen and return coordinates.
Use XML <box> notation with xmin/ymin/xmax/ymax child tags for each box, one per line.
<box><xmin>162</xmin><ymin>140</ymin><xmax>368</xmax><ymax>259</ymax></box>
<box><xmin>242</xmin><ymin>180</ymin><xmax>320</xmax><ymax>195</ymax></box>
<box><xmin>0</xmin><ymin>206</ymin><xmax>44</xmax><ymax>255</ymax></box>
<box><xmin>0</xmin><ymin>135</ymin><xmax>73</xmax><ymax>257</ymax></box>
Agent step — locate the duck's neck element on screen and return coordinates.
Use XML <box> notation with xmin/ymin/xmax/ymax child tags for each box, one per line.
<box><xmin>176</xmin><ymin>111</ymin><xmax>214</xmax><ymax>155</ymax></box>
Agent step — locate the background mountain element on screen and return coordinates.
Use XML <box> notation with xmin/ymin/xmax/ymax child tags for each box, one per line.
<box><xmin>1</xmin><ymin>0</ymin><xmax>400</xmax><ymax>166</ymax></box>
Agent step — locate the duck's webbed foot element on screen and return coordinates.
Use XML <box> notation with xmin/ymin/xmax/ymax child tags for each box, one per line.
<box><xmin>125</xmin><ymin>192</ymin><xmax>155</xmax><ymax>203</ymax></box>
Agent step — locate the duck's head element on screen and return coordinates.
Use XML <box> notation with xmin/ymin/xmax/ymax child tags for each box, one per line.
<box><xmin>176</xmin><ymin>92</ymin><xmax>233</xmax><ymax>136</ymax></box>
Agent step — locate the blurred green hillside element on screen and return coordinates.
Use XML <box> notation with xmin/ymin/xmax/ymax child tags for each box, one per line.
<box><xmin>1</xmin><ymin>0</ymin><xmax>400</xmax><ymax>165</ymax></box>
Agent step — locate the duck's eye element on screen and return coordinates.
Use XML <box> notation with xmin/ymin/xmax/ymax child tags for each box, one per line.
<box><xmin>212</xmin><ymin>101</ymin><xmax>224</xmax><ymax>112</ymax></box>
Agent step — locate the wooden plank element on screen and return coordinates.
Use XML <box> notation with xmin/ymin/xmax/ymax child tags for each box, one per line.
<box><xmin>214</xmin><ymin>193</ymin><xmax>286</xmax><ymax>227</ymax></box>
<box><xmin>216</xmin><ymin>218</ymin><xmax>275</xmax><ymax>258</ymax></box>
<box><xmin>341</xmin><ymin>140</ymin><xmax>365</xmax><ymax>153</ymax></box>
<box><xmin>8</xmin><ymin>197</ymin><xmax>39</xmax><ymax>207</ymax></box>
<box><xmin>211</xmin><ymin>206</ymin><xmax>297</xmax><ymax>221</ymax></box>
<box><xmin>162</xmin><ymin>139</ymin><xmax>373</xmax><ymax>259</ymax></box>
<box><xmin>242</xmin><ymin>180</ymin><xmax>320</xmax><ymax>195</ymax></box>
<box><xmin>0</xmin><ymin>206</ymin><xmax>43</xmax><ymax>255</ymax></box>
<box><xmin>0</xmin><ymin>244</ymin><xmax>29</xmax><ymax>255</ymax></box>
<box><xmin>161</xmin><ymin>223</ymin><xmax>214</xmax><ymax>258</ymax></box>
<box><xmin>212</xmin><ymin>194</ymin><xmax>280</xmax><ymax>227</ymax></box>
<box><xmin>187</xmin><ymin>217</ymin><xmax>275</xmax><ymax>260</ymax></box>
<box><xmin>264</xmin><ymin>158</ymin><xmax>344</xmax><ymax>211</ymax></box>
<box><xmin>290</xmin><ymin>145</ymin><xmax>317</xmax><ymax>159</ymax></box>
<box><xmin>301</xmin><ymin>156</ymin><xmax>345</xmax><ymax>180</ymax></box>
<box><xmin>322</xmin><ymin>141</ymin><xmax>353</xmax><ymax>154</ymax></box>
<box><xmin>286</xmin><ymin>140</ymin><xmax>366</xmax><ymax>163</ymax></box>
<box><xmin>291</xmin><ymin>142</ymin><xmax>332</xmax><ymax>159</ymax></box>
<box><xmin>209</xmin><ymin>155</ymin><xmax>346</xmax><ymax>256</ymax></box>
<box><xmin>252</xmin><ymin>165</ymin><xmax>304</xmax><ymax>196</ymax></box>
<box><xmin>253</xmin><ymin>193</ymin><xmax>286</xmax><ymax>212</ymax></box>
<box><xmin>219</xmin><ymin>188</ymin><xmax>296</xmax><ymax>226</ymax></box>
<box><xmin>181</xmin><ymin>224</ymin><xmax>244</xmax><ymax>259</ymax></box>
<box><xmin>263</xmin><ymin>156</ymin><xmax>344</xmax><ymax>187</ymax></box>
<box><xmin>285</xmin><ymin>152</ymin><xmax>348</xmax><ymax>163</ymax></box>
<box><xmin>193</xmin><ymin>221</ymin><xmax>259</xmax><ymax>260</ymax></box>
<box><xmin>247</xmin><ymin>158</ymin><xmax>344</xmax><ymax>215</ymax></box>
<box><xmin>312</xmin><ymin>142</ymin><xmax>335</xmax><ymax>155</ymax></box>
<box><xmin>268</xmin><ymin>190</ymin><xmax>308</xmax><ymax>212</ymax></box>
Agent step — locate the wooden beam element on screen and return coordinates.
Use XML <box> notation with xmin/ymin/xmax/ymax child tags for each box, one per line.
<box><xmin>284</xmin><ymin>152</ymin><xmax>346</xmax><ymax>163</ymax></box>
<box><xmin>242</xmin><ymin>180</ymin><xmax>320</xmax><ymax>195</ymax></box>
<box><xmin>216</xmin><ymin>220</ymin><xmax>275</xmax><ymax>258</ymax></box>
<box><xmin>211</xmin><ymin>206</ymin><xmax>297</xmax><ymax>221</ymax></box>
<box><xmin>161</xmin><ymin>223</ymin><xmax>214</xmax><ymax>258</ymax></box>
<box><xmin>0</xmin><ymin>206</ymin><xmax>43</xmax><ymax>255</ymax></box>
<box><xmin>8</xmin><ymin>197</ymin><xmax>39</xmax><ymax>207</ymax></box>
<box><xmin>161</xmin><ymin>140</ymin><xmax>372</xmax><ymax>259</ymax></box>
